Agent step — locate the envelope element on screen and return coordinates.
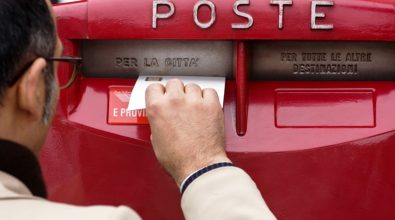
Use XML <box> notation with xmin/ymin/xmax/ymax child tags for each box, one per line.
<box><xmin>127</xmin><ymin>75</ymin><xmax>226</xmax><ymax>111</ymax></box>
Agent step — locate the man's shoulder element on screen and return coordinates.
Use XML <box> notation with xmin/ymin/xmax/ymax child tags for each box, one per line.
<box><xmin>0</xmin><ymin>170</ymin><xmax>141</xmax><ymax>220</ymax></box>
<box><xmin>0</xmin><ymin>198</ymin><xmax>141</xmax><ymax>220</ymax></box>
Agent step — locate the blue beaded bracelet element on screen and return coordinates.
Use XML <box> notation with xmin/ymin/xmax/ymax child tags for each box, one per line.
<box><xmin>181</xmin><ymin>162</ymin><xmax>234</xmax><ymax>195</ymax></box>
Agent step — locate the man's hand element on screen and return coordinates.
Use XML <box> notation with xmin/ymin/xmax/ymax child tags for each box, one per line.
<box><xmin>145</xmin><ymin>79</ymin><xmax>230</xmax><ymax>185</ymax></box>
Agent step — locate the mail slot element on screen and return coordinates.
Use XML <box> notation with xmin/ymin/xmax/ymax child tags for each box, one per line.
<box><xmin>41</xmin><ymin>0</ymin><xmax>395</xmax><ymax>219</ymax></box>
<box><xmin>83</xmin><ymin>40</ymin><xmax>395</xmax><ymax>80</ymax></box>
<box><xmin>82</xmin><ymin>40</ymin><xmax>233</xmax><ymax>78</ymax></box>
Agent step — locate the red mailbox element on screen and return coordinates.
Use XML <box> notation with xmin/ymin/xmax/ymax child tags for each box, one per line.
<box><xmin>40</xmin><ymin>0</ymin><xmax>395</xmax><ymax>219</ymax></box>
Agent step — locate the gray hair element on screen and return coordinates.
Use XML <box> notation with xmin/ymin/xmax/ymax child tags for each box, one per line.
<box><xmin>0</xmin><ymin>0</ymin><xmax>57</xmax><ymax>123</ymax></box>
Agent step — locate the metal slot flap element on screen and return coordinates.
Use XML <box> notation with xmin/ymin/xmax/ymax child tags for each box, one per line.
<box><xmin>82</xmin><ymin>40</ymin><xmax>233</xmax><ymax>78</ymax></box>
<box><xmin>252</xmin><ymin>41</ymin><xmax>395</xmax><ymax>81</ymax></box>
<box><xmin>82</xmin><ymin>40</ymin><xmax>395</xmax><ymax>81</ymax></box>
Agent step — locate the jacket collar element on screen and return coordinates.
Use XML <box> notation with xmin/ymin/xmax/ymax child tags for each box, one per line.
<box><xmin>0</xmin><ymin>171</ymin><xmax>33</xmax><ymax>199</ymax></box>
<box><xmin>0</xmin><ymin>139</ymin><xmax>47</xmax><ymax>198</ymax></box>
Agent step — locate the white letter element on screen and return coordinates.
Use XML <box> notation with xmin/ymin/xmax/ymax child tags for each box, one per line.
<box><xmin>120</xmin><ymin>108</ymin><xmax>126</xmax><ymax>117</ymax></box>
<box><xmin>270</xmin><ymin>0</ymin><xmax>293</xmax><ymax>29</ymax></box>
<box><xmin>193</xmin><ymin>0</ymin><xmax>216</xmax><ymax>29</ymax></box>
<box><xmin>153</xmin><ymin>0</ymin><xmax>175</xmax><ymax>29</ymax></box>
<box><xmin>132</xmin><ymin>110</ymin><xmax>137</xmax><ymax>117</ymax></box>
<box><xmin>311</xmin><ymin>0</ymin><xmax>334</xmax><ymax>30</ymax></box>
<box><xmin>113</xmin><ymin>108</ymin><xmax>118</xmax><ymax>117</ymax></box>
<box><xmin>232</xmin><ymin>0</ymin><xmax>253</xmax><ymax>29</ymax></box>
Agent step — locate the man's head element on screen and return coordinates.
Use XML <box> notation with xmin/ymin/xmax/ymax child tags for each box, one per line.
<box><xmin>0</xmin><ymin>0</ymin><xmax>61</xmax><ymax>154</ymax></box>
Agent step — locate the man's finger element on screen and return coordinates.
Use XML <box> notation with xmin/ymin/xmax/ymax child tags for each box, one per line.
<box><xmin>146</xmin><ymin>83</ymin><xmax>165</xmax><ymax>105</ymax></box>
<box><xmin>185</xmin><ymin>83</ymin><xmax>203</xmax><ymax>99</ymax></box>
<box><xmin>166</xmin><ymin>79</ymin><xmax>185</xmax><ymax>96</ymax></box>
<box><xmin>202</xmin><ymin>88</ymin><xmax>221</xmax><ymax>106</ymax></box>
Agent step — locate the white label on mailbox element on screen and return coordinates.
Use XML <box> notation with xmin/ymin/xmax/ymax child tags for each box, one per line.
<box><xmin>127</xmin><ymin>75</ymin><xmax>226</xmax><ymax>111</ymax></box>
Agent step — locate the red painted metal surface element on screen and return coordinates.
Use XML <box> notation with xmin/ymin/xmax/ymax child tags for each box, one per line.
<box><xmin>40</xmin><ymin>1</ymin><xmax>395</xmax><ymax>219</ymax></box>
<box><xmin>85</xmin><ymin>0</ymin><xmax>395</xmax><ymax>40</ymax></box>
<box><xmin>235</xmin><ymin>41</ymin><xmax>249</xmax><ymax>136</ymax></box>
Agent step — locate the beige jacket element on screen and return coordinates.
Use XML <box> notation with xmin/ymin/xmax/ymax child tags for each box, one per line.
<box><xmin>0</xmin><ymin>167</ymin><xmax>276</xmax><ymax>220</ymax></box>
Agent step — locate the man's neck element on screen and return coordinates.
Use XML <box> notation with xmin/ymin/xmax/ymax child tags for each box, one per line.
<box><xmin>0</xmin><ymin>114</ymin><xmax>41</xmax><ymax>156</ymax></box>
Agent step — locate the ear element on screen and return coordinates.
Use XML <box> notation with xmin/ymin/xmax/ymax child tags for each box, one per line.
<box><xmin>17</xmin><ymin>58</ymin><xmax>47</xmax><ymax>121</ymax></box>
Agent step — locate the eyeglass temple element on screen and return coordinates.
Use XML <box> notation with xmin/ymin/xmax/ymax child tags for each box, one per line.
<box><xmin>59</xmin><ymin>63</ymin><xmax>79</xmax><ymax>90</ymax></box>
<box><xmin>46</xmin><ymin>56</ymin><xmax>82</xmax><ymax>63</ymax></box>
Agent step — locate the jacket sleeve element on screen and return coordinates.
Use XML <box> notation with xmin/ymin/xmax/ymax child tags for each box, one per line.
<box><xmin>110</xmin><ymin>206</ymin><xmax>142</xmax><ymax>220</ymax></box>
<box><xmin>181</xmin><ymin>166</ymin><xmax>276</xmax><ymax>220</ymax></box>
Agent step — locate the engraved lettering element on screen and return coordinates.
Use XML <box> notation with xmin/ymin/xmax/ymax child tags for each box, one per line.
<box><xmin>174</xmin><ymin>58</ymin><xmax>183</xmax><ymax>67</ymax></box>
<box><xmin>115</xmin><ymin>58</ymin><xmax>123</xmax><ymax>67</ymax></box>
<box><xmin>131</xmin><ymin>58</ymin><xmax>138</xmax><ymax>67</ymax></box>
<box><xmin>284</xmin><ymin>51</ymin><xmax>373</xmax><ymax>76</ymax></box>
<box><xmin>124</xmin><ymin>58</ymin><xmax>130</xmax><ymax>67</ymax></box>
<box><xmin>331</xmin><ymin>52</ymin><xmax>341</xmax><ymax>61</ymax></box>
<box><xmin>270</xmin><ymin>0</ymin><xmax>293</xmax><ymax>29</ymax></box>
<box><xmin>164</xmin><ymin>58</ymin><xmax>200</xmax><ymax>67</ymax></box>
<box><xmin>311</xmin><ymin>0</ymin><xmax>334</xmax><ymax>30</ymax></box>
<box><xmin>165</xmin><ymin>58</ymin><xmax>173</xmax><ymax>67</ymax></box>
<box><xmin>232</xmin><ymin>0</ymin><xmax>253</xmax><ymax>29</ymax></box>
<box><xmin>302</xmin><ymin>53</ymin><xmax>327</xmax><ymax>61</ymax></box>
<box><xmin>190</xmin><ymin>58</ymin><xmax>199</xmax><ymax>67</ymax></box>
<box><xmin>345</xmin><ymin>53</ymin><xmax>372</xmax><ymax>62</ymax></box>
<box><xmin>115</xmin><ymin>57</ymin><xmax>138</xmax><ymax>68</ymax></box>
<box><xmin>194</xmin><ymin>0</ymin><xmax>216</xmax><ymax>29</ymax></box>
<box><xmin>293</xmin><ymin>64</ymin><xmax>299</xmax><ymax>74</ymax></box>
<box><xmin>281</xmin><ymin>52</ymin><xmax>297</xmax><ymax>61</ymax></box>
<box><xmin>144</xmin><ymin>58</ymin><xmax>159</xmax><ymax>67</ymax></box>
<box><xmin>152</xmin><ymin>0</ymin><xmax>175</xmax><ymax>29</ymax></box>
<box><xmin>182</xmin><ymin>58</ymin><xmax>189</xmax><ymax>67</ymax></box>
<box><xmin>293</xmin><ymin>64</ymin><xmax>357</xmax><ymax>75</ymax></box>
